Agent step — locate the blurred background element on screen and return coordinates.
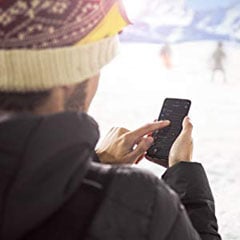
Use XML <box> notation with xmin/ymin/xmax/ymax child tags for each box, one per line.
<box><xmin>90</xmin><ymin>1</ymin><xmax>240</xmax><ymax>239</ymax></box>
<box><xmin>121</xmin><ymin>0</ymin><xmax>239</xmax><ymax>44</ymax></box>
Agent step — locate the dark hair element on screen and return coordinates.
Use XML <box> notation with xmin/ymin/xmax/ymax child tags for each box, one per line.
<box><xmin>0</xmin><ymin>80</ymin><xmax>88</xmax><ymax>113</ymax></box>
<box><xmin>64</xmin><ymin>81</ymin><xmax>88</xmax><ymax>112</ymax></box>
<box><xmin>0</xmin><ymin>90</ymin><xmax>51</xmax><ymax>112</ymax></box>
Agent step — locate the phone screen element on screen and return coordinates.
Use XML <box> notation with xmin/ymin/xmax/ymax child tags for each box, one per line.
<box><xmin>146</xmin><ymin>98</ymin><xmax>191</xmax><ymax>167</ymax></box>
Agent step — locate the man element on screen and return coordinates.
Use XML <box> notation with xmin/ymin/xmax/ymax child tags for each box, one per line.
<box><xmin>160</xmin><ymin>42</ymin><xmax>172</xmax><ymax>69</ymax></box>
<box><xmin>0</xmin><ymin>1</ymin><xmax>221</xmax><ymax>240</ymax></box>
<box><xmin>211</xmin><ymin>41</ymin><xmax>226</xmax><ymax>83</ymax></box>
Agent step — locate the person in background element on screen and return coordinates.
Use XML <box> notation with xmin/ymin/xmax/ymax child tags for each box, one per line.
<box><xmin>0</xmin><ymin>1</ymin><xmax>221</xmax><ymax>239</ymax></box>
<box><xmin>211</xmin><ymin>41</ymin><xmax>227</xmax><ymax>83</ymax></box>
<box><xmin>160</xmin><ymin>42</ymin><xmax>172</xmax><ymax>69</ymax></box>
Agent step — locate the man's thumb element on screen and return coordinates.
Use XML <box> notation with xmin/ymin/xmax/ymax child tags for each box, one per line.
<box><xmin>182</xmin><ymin>117</ymin><xmax>193</xmax><ymax>133</ymax></box>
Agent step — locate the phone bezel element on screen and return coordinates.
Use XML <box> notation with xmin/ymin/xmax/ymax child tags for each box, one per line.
<box><xmin>146</xmin><ymin>98</ymin><xmax>191</xmax><ymax>167</ymax></box>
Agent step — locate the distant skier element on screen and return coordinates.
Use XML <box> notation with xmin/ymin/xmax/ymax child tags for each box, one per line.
<box><xmin>211</xmin><ymin>41</ymin><xmax>226</xmax><ymax>83</ymax></box>
<box><xmin>160</xmin><ymin>42</ymin><xmax>172</xmax><ymax>69</ymax></box>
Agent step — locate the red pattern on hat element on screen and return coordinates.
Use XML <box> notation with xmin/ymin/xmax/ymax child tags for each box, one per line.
<box><xmin>0</xmin><ymin>0</ymin><xmax>115</xmax><ymax>49</ymax></box>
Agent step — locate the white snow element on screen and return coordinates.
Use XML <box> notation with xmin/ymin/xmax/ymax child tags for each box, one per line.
<box><xmin>123</xmin><ymin>1</ymin><xmax>240</xmax><ymax>43</ymax></box>
<box><xmin>194</xmin><ymin>3</ymin><xmax>240</xmax><ymax>42</ymax></box>
<box><xmin>142</xmin><ymin>0</ymin><xmax>194</xmax><ymax>28</ymax></box>
<box><xmin>196</xmin><ymin>16</ymin><xmax>211</xmax><ymax>29</ymax></box>
<box><xmin>216</xmin><ymin>4</ymin><xmax>240</xmax><ymax>37</ymax></box>
<box><xmin>89</xmin><ymin>41</ymin><xmax>240</xmax><ymax>240</ymax></box>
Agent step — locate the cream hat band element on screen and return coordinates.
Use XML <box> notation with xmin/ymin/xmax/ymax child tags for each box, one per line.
<box><xmin>0</xmin><ymin>36</ymin><xmax>119</xmax><ymax>92</ymax></box>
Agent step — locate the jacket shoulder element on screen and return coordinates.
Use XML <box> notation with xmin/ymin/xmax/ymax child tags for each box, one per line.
<box><xmin>88</xmin><ymin>164</ymin><xmax>180</xmax><ymax>240</ymax></box>
<box><xmin>110</xmin><ymin>166</ymin><xmax>167</xmax><ymax>208</ymax></box>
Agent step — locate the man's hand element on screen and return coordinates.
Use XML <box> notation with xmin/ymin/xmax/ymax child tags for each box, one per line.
<box><xmin>96</xmin><ymin>121</ymin><xmax>170</xmax><ymax>164</ymax></box>
<box><xmin>169</xmin><ymin>117</ymin><xmax>193</xmax><ymax>167</ymax></box>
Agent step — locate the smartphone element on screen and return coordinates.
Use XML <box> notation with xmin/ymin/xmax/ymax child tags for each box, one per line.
<box><xmin>146</xmin><ymin>98</ymin><xmax>191</xmax><ymax>167</ymax></box>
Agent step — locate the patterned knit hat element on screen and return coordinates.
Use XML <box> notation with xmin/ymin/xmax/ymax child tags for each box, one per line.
<box><xmin>0</xmin><ymin>0</ymin><xmax>129</xmax><ymax>92</ymax></box>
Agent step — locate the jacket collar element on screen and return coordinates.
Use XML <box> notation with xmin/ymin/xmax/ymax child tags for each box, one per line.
<box><xmin>0</xmin><ymin>112</ymin><xmax>99</xmax><ymax>239</ymax></box>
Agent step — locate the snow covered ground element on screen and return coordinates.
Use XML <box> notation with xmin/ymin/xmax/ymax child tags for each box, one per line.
<box><xmin>89</xmin><ymin>41</ymin><xmax>240</xmax><ymax>240</ymax></box>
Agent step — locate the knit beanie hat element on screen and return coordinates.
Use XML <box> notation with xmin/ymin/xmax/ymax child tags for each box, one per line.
<box><xmin>0</xmin><ymin>0</ymin><xmax>129</xmax><ymax>92</ymax></box>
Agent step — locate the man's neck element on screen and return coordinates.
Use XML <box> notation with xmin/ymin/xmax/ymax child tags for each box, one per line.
<box><xmin>0</xmin><ymin>88</ymin><xmax>66</xmax><ymax>118</ymax></box>
<box><xmin>33</xmin><ymin>87</ymin><xmax>65</xmax><ymax>115</ymax></box>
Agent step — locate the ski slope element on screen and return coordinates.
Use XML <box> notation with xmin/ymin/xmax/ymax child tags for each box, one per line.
<box><xmin>89</xmin><ymin>41</ymin><xmax>240</xmax><ymax>240</ymax></box>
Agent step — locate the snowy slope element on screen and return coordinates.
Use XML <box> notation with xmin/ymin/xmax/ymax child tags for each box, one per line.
<box><xmin>196</xmin><ymin>3</ymin><xmax>240</xmax><ymax>40</ymax></box>
<box><xmin>89</xmin><ymin>41</ymin><xmax>240</xmax><ymax>240</ymax></box>
<box><xmin>120</xmin><ymin>2</ymin><xmax>240</xmax><ymax>43</ymax></box>
<box><xmin>216</xmin><ymin>3</ymin><xmax>240</xmax><ymax>40</ymax></box>
<box><xmin>140</xmin><ymin>0</ymin><xmax>193</xmax><ymax>27</ymax></box>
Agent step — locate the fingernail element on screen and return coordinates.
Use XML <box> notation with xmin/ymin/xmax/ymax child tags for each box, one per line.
<box><xmin>186</xmin><ymin>117</ymin><xmax>192</xmax><ymax>123</ymax></box>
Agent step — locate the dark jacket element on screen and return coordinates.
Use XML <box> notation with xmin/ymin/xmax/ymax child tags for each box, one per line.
<box><xmin>0</xmin><ymin>112</ymin><xmax>221</xmax><ymax>240</ymax></box>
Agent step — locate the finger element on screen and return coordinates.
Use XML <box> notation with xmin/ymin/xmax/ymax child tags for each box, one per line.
<box><xmin>135</xmin><ymin>123</ymin><xmax>158</xmax><ymax>144</ymax></box>
<box><xmin>128</xmin><ymin>137</ymin><xmax>154</xmax><ymax>162</ymax></box>
<box><xmin>105</xmin><ymin>127</ymin><xmax>117</xmax><ymax>137</ymax></box>
<box><xmin>107</xmin><ymin>127</ymin><xmax>129</xmax><ymax>139</ymax></box>
<box><xmin>134</xmin><ymin>154</ymin><xmax>145</xmax><ymax>164</ymax></box>
<box><xmin>126</xmin><ymin>120</ymin><xmax>170</xmax><ymax>142</ymax></box>
<box><xmin>135</xmin><ymin>133</ymin><xmax>154</xmax><ymax>145</ymax></box>
<box><xmin>116</xmin><ymin>127</ymin><xmax>129</xmax><ymax>135</ymax></box>
<box><xmin>182</xmin><ymin>117</ymin><xmax>193</xmax><ymax>134</ymax></box>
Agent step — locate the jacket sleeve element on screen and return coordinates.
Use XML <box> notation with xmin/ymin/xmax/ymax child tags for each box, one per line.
<box><xmin>149</xmin><ymin>176</ymin><xmax>202</xmax><ymax>240</ymax></box>
<box><xmin>162</xmin><ymin>162</ymin><xmax>221</xmax><ymax>240</ymax></box>
<box><xmin>93</xmin><ymin>153</ymin><xmax>100</xmax><ymax>163</ymax></box>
